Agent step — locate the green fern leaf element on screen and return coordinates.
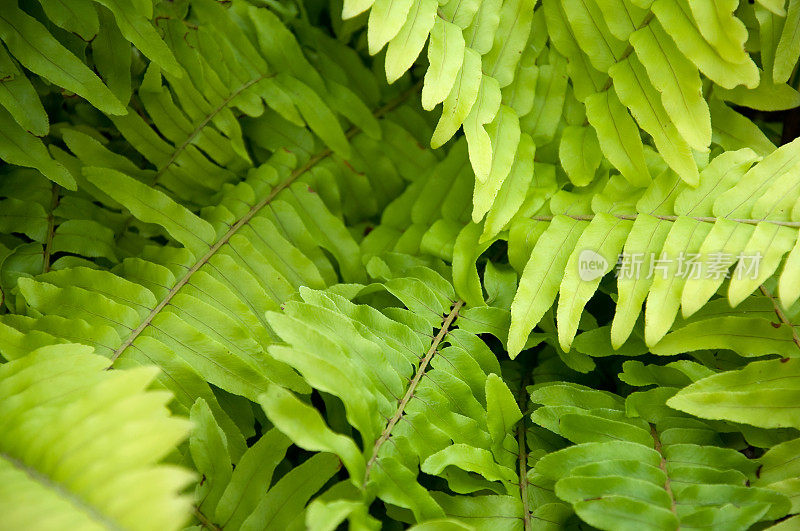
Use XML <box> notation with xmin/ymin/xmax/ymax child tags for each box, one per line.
<box><xmin>668</xmin><ymin>358</ymin><xmax>800</xmax><ymax>429</ymax></box>
<box><xmin>0</xmin><ymin>6</ymin><xmax>126</xmax><ymax>115</ymax></box>
<box><xmin>0</xmin><ymin>344</ymin><xmax>193</xmax><ymax>530</ymax></box>
<box><xmin>535</xmin><ymin>382</ymin><xmax>791</xmax><ymax>530</ymax></box>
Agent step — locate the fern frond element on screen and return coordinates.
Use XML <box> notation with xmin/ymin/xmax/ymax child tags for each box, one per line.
<box><xmin>0</xmin><ymin>343</ymin><xmax>193</xmax><ymax>530</ymax></box>
<box><xmin>668</xmin><ymin>357</ymin><xmax>800</xmax><ymax>430</ymax></box>
<box><xmin>362</xmin><ymin>138</ymin><xmax>475</xmax><ymax>262</ymax></box>
<box><xmin>507</xmin><ymin>140</ymin><xmax>800</xmax><ymax>355</ymax></box>
<box><xmin>255</xmin><ymin>257</ymin><xmax>575</xmax><ymax>528</ymax></box>
<box><xmin>42</xmin><ymin>0</ymin><xmax>384</xmax><ymax>218</ymax></box>
<box><xmin>343</xmin><ymin>0</ymin><xmax>558</xmax><ymax>223</ymax></box>
<box><xmin>362</xmin><ymin>134</ymin><xmax>557</xmax><ymax>296</ymax></box>
<box><xmin>0</xmin><ymin>167</ymin><xmax>147</xmax><ymax>310</ymax></box>
<box><xmin>0</xmin><ymin>4</ymin><xmax>127</xmax><ymax>116</ymax></box>
<box><xmin>552</xmin><ymin>0</ymin><xmax>800</xmax><ymax>183</ymax></box>
<box><xmin>0</xmin><ymin>76</ymin><xmax>437</xmax><ymax>460</ymax></box>
<box><xmin>532</xmin><ymin>381</ymin><xmax>791</xmax><ymax>530</ymax></box>
<box><xmin>344</xmin><ymin>0</ymin><xmax>799</xmax><ymax>242</ymax></box>
<box><xmin>0</xmin><ymin>0</ymin><xmax>450</xmax><ymax>447</ymax></box>
<box><xmin>43</xmin><ymin>1</ymin><xmax>438</xmax><ymax>256</ymax></box>
<box><xmin>0</xmin><ymin>159</ymin><xmax>356</xmax><ymax>458</ymax></box>
<box><xmin>0</xmin><ymin>0</ymin><xmax>187</xmax><ymax>188</ymax></box>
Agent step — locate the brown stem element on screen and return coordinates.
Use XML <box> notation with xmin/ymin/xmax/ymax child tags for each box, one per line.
<box><xmin>42</xmin><ymin>184</ymin><xmax>60</xmax><ymax>273</ymax></box>
<box><xmin>193</xmin><ymin>506</ymin><xmax>222</xmax><ymax>531</ymax></box>
<box><xmin>650</xmin><ymin>425</ymin><xmax>678</xmax><ymax>526</ymax></box>
<box><xmin>529</xmin><ymin>213</ymin><xmax>800</xmax><ymax>227</ymax></box>
<box><xmin>363</xmin><ymin>300</ymin><xmax>464</xmax><ymax>484</ymax></box>
<box><xmin>759</xmin><ymin>285</ymin><xmax>800</xmax><ymax>353</ymax></box>
<box><xmin>517</xmin><ymin>372</ymin><xmax>532</xmax><ymax>531</ymax></box>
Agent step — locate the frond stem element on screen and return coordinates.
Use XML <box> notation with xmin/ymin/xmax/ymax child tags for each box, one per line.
<box><xmin>151</xmin><ymin>73</ymin><xmax>272</xmax><ymax>187</ymax></box>
<box><xmin>759</xmin><ymin>285</ymin><xmax>800</xmax><ymax>353</ymax></box>
<box><xmin>363</xmin><ymin>300</ymin><xmax>464</xmax><ymax>484</ymax></box>
<box><xmin>0</xmin><ymin>451</ymin><xmax>122</xmax><ymax>530</ymax></box>
<box><xmin>193</xmin><ymin>506</ymin><xmax>222</xmax><ymax>531</ymax></box>
<box><xmin>529</xmin><ymin>213</ymin><xmax>800</xmax><ymax>227</ymax></box>
<box><xmin>650</xmin><ymin>425</ymin><xmax>678</xmax><ymax>524</ymax></box>
<box><xmin>516</xmin><ymin>372</ymin><xmax>532</xmax><ymax>531</ymax></box>
<box><xmin>42</xmin><ymin>183</ymin><xmax>60</xmax><ymax>273</ymax></box>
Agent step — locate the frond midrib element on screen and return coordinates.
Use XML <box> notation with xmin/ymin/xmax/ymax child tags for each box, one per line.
<box><xmin>149</xmin><ymin>72</ymin><xmax>274</xmax><ymax>187</ymax></box>
<box><xmin>650</xmin><ymin>425</ymin><xmax>678</xmax><ymax>520</ymax></box>
<box><xmin>0</xmin><ymin>450</ymin><xmax>124</xmax><ymax>531</ymax></box>
<box><xmin>363</xmin><ymin>299</ymin><xmax>464</xmax><ymax>484</ymax></box>
<box><xmin>517</xmin><ymin>372</ymin><xmax>533</xmax><ymax>531</ymax></box>
<box><xmin>529</xmin><ymin>213</ymin><xmax>800</xmax><ymax>228</ymax></box>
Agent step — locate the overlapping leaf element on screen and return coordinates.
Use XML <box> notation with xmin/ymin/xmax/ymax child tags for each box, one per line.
<box><xmin>0</xmin><ymin>344</ymin><xmax>193</xmax><ymax>531</ymax></box>
<box><xmin>532</xmin><ymin>382</ymin><xmax>791</xmax><ymax>530</ymax></box>
<box><xmin>508</xmin><ymin>141</ymin><xmax>800</xmax><ymax>357</ymax></box>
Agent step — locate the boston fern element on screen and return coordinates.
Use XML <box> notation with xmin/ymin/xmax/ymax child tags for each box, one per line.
<box><xmin>3</xmin><ymin>0</ymin><xmax>800</xmax><ymax>530</ymax></box>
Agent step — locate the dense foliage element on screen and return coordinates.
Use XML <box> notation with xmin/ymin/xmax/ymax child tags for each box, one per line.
<box><xmin>2</xmin><ymin>0</ymin><xmax>800</xmax><ymax>529</ymax></box>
